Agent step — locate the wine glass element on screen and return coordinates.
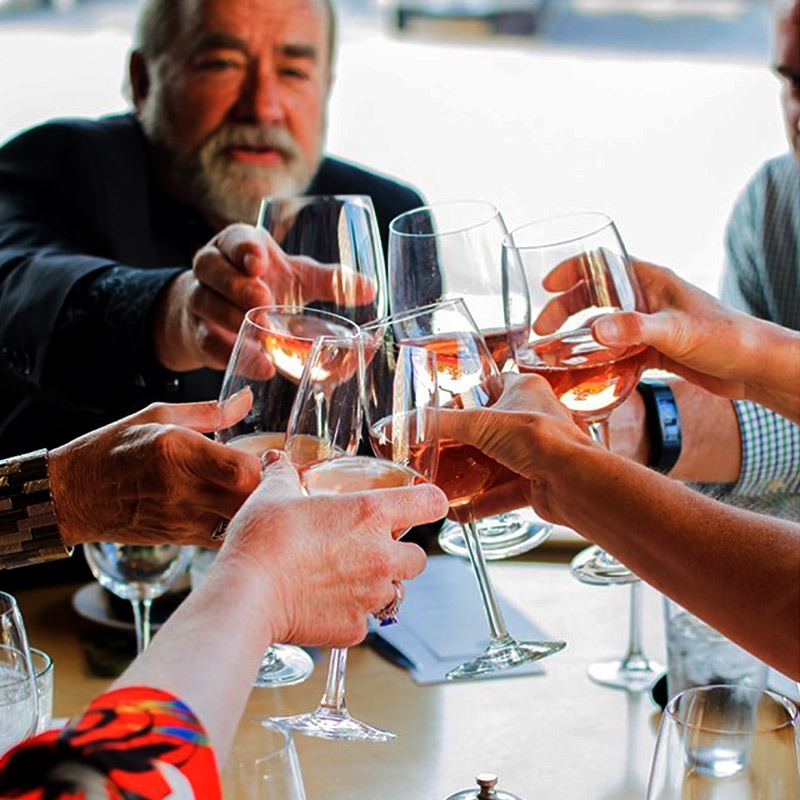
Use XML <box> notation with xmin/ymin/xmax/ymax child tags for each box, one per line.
<box><xmin>503</xmin><ymin>211</ymin><xmax>663</xmax><ymax>691</ymax></box>
<box><xmin>361</xmin><ymin>319</ymin><xmax>440</xmax><ymax>486</ymax></box>
<box><xmin>0</xmin><ymin>591</ymin><xmax>38</xmax><ymax>755</ymax></box>
<box><xmin>271</xmin><ymin>333</ymin><xmax>436</xmax><ymax>741</ymax></box>
<box><xmin>217</xmin><ymin>304</ymin><xmax>360</xmax><ymax>688</ymax></box>
<box><xmin>84</xmin><ymin>543</ymin><xmax>194</xmax><ymax>655</ymax></box>
<box><xmin>646</xmin><ymin>685</ymin><xmax>800</xmax><ymax>799</ymax></box>
<box><xmin>388</xmin><ymin>200</ymin><xmax>552</xmax><ymax>560</ymax></box>
<box><xmin>258</xmin><ymin>194</ymin><xmax>386</xmax><ymax>325</ymax></box>
<box><xmin>223</xmin><ymin>717</ymin><xmax>307</xmax><ymax>800</ymax></box>
<box><xmin>387</xmin><ymin>298</ymin><xmax>566</xmax><ymax>680</ymax></box>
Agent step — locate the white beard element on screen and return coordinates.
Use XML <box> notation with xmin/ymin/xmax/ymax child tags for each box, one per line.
<box><xmin>140</xmin><ymin>105</ymin><xmax>324</xmax><ymax>226</ymax></box>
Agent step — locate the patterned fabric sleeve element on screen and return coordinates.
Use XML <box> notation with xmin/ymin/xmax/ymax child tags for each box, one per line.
<box><xmin>732</xmin><ymin>400</ymin><xmax>800</xmax><ymax>499</ymax></box>
<box><xmin>0</xmin><ymin>686</ymin><xmax>220</xmax><ymax>800</ymax></box>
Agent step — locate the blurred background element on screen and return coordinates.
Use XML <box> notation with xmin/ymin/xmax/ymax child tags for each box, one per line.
<box><xmin>0</xmin><ymin>0</ymin><xmax>787</xmax><ymax>292</ymax></box>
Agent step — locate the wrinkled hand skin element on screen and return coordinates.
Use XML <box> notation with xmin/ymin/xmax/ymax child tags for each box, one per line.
<box><xmin>152</xmin><ymin>224</ymin><xmax>278</xmax><ymax>372</ymax></box>
<box><xmin>48</xmin><ymin>397</ymin><xmax>262</xmax><ymax>548</ymax></box>
<box><xmin>153</xmin><ymin>223</ymin><xmax>378</xmax><ymax>373</ymax></box>
<box><xmin>216</xmin><ymin>456</ymin><xmax>448</xmax><ymax>649</ymax></box>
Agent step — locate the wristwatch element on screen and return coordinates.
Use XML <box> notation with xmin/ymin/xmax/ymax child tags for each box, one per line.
<box><xmin>0</xmin><ymin>450</ymin><xmax>73</xmax><ymax>570</ymax></box>
<box><xmin>636</xmin><ymin>380</ymin><xmax>682</xmax><ymax>473</ymax></box>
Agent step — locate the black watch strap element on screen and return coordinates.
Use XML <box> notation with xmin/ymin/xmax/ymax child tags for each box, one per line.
<box><xmin>636</xmin><ymin>380</ymin><xmax>682</xmax><ymax>473</ymax></box>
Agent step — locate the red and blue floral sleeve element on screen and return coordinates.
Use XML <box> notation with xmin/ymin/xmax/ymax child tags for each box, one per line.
<box><xmin>0</xmin><ymin>686</ymin><xmax>220</xmax><ymax>800</ymax></box>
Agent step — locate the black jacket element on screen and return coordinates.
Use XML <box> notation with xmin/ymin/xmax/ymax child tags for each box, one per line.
<box><xmin>0</xmin><ymin>113</ymin><xmax>424</xmax><ymax>457</ymax></box>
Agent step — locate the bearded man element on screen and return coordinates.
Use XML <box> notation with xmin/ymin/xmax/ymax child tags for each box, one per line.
<box><xmin>0</xmin><ymin>0</ymin><xmax>423</xmax><ymax>462</ymax></box>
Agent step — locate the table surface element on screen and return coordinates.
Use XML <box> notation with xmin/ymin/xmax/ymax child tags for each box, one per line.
<box><xmin>15</xmin><ymin>561</ymin><xmax>669</xmax><ymax>800</ymax></box>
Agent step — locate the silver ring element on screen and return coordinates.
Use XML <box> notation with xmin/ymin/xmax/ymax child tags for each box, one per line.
<box><xmin>210</xmin><ymin>520</ymin><xmax>228</xmax><ymax>542</ymax></box>
<box><xmin>373</xmin><ymin>581</ymin><xmax>405</xmax><ymax>627</ymax></box>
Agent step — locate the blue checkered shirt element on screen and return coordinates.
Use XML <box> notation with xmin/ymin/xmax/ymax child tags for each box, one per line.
<box><xmin>719</xmin><ymin>153</ymin><xmax>799</xmax><ymax>507</ymax></box>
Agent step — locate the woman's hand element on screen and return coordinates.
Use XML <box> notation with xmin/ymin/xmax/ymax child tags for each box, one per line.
<box><xmin>437</xmin><ymin>374</ymin><xmax>598</xmax><ymax>524</ymax></box>
<box><xmin>218</xmin><ymin>455</ymin><xmax>449</xmax><ymax>648</ymax></box>
<box><xmin>592</xmin><ymin>260</ymin><xmax>800</xmax><ymax>420</ymax></box>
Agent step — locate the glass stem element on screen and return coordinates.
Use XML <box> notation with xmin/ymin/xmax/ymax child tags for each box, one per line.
<box><xmin>586</xmin><ymin>419</ymin><xmax>610</xmax><ymax>449</ymax></box>
<box><xmin>586</xmin><ymin>418</ymin><xmax>625</xmax><ymax>570</ymax></box>
<box><xmin>131</xmin><ymin>598</ymin><xmax>152</xmax><ymax>655</ymax></box>
<box><xmin>318</xmin><ymin>647</ymin><xmax>348</xmax><ymax>714</ymax></box>
<box><xmin>621</xmin><ymin>582</ymin><xmax>646</xmax><ymax>667</ymax></box>
<box><xmin>461</xmin><ymin>518</ymin><xmax>510</xmax><ymax>643</ymax></box>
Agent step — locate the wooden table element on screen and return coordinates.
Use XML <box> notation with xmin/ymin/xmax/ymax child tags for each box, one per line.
<box><xmin>15</xmin><ymin>562</ymin><xmax>668</xmax><ymax>800</ymax></box>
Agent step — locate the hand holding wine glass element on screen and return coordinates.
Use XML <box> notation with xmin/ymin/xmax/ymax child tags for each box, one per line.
<box><xmin>503</xmin><ymin>211</ymin><xmax>662</xmax><ymax>691</ymax></box>
<box><xmin>215</xmin><ymin>305</ymin><xmax>359</xmax><ymax>688</ymax></box>
<box><xmin>387</xmin><ymin>298</ymin><xmax>566</xmax><ymax>680</ymax></box>
<box><xmin>271</xmin><ymin>332</ymin><xmax>439</xmax><ymax>742</ymax></box>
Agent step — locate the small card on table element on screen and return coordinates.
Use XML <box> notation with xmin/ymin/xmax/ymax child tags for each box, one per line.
<box><xmin>368</xmin><ymin>556</ymin><xmax>552</xmax><ymax>684</ymax></box>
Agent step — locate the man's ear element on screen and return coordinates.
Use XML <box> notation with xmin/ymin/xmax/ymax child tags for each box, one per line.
<box><xmin>128</xmin><ymin>50</ymin><xmax>151</xmax><ymax>111</ymax></box>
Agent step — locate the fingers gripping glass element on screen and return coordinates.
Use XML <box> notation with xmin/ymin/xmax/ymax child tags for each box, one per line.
<box><xmin>217</xmin><ymin>305</ymin><xmax>360</xmax><ymax>688</ymax></box>
<box><xmin>386</xmin><ymin>299</ymin><xmax>565</xmax><ymax>680</ymax></box>
<box><xmin>258</xmin><ymin>194</ymin><xmax>386</xmax><ymax>326</ymax></box>
<box><xmin>504</xmin><ymin>211</ymin><xmax>662</xmax><ymax>691</ymax></box>
<box><xmin>388</xmin><ymin>200</ymin><xmax>552</xmax><ymax>561</ymax></box>
<box><xmin>270</xmin><ymin>333</ymin><xmax>435</xmax><ymax>742</ymax></box>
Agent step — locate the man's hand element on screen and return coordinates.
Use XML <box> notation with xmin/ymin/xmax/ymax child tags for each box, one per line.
<box><xmin>151</xmin><ymin>223</ymin><xmax>379</xmax><ymax>373</ymax></box>
<box><xmin>49</xmin><ymin>396</ymin><xmax>263</xmax><ymax>548</ymax></box>
<box><xmin>219</xmin><ymin>455</ymin><xmax>448</xmax><ymax>648</ymax></box>
<box><xmin>151</xmin><ymin>225</ymin><xmax>280</xmax><ymax>372</ymax></box>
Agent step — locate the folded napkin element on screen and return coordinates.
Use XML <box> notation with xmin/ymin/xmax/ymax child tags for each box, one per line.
<box><xmin>368</xmin><ymin>556</ymin><xmax>554</xmax><ymax>684</ymax></box>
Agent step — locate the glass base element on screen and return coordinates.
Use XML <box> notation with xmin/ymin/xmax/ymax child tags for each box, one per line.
<box><xmin>587</xmin><ymin>654</ymin><xmax>664</xmax><ymax>692</ymax></box>
<box><xmin>438</xmin><ymin>512</ymin><xmax>552</xmax><ymax>561</ymax></box>
<box><xmin>446</xmin><ymin>635</ymin><xmax>566</xmax><ymax>681</ymax></box>
<box><xmin>252</xmin><ymin>645</ymin><xmax>314</xmax><ymax>688</ymax></box>
<box><xmin>570</xmin><ymin>545</ymin><xmax>638</xmax><ymax>586</ymax></box>
<box><xmin>272</xmin><ymin>707</ymin><xmax>395</xmax><ymax>742</ymax></box>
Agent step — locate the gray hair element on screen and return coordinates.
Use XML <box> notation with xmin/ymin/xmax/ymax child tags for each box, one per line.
<box><xmin>134</xmin><ymin>0</ymin><xmax>337</xmax><ymax>66</ymax></box>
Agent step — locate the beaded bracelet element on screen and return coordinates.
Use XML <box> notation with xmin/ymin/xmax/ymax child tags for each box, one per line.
<box><xmin>0</xmin><ymin>449</ymin><xmax>73</xmax><ymax>569</ymax></box>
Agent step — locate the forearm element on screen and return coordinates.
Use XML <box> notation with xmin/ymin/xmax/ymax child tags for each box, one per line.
<box><xmin>610</xmin><ymin>379</ymin><xmax>742</xmax><ymax>483</ymax></box>
<box><xmin>734</xmin><ymin>318</ymin><xmax>800</xmax><ymax>421</ymax></box>
<box><xmin>669</xmin><ymin>379</ymin><xmax>742</xmax><ymax>483</ymax></box>
<box><xmin>113</xmin><ymin>554</ymin><xmax>277</xmax><ymax>764</ymax></box>
<box><xmin>51</xmin><ymin>266</ymin><xmax>186</xmax><ymax>412</ymax></box>
<box><xmin>546</xmin><ymin>442</ymin><xmax>800</xmax><ymax>678</ymax></box>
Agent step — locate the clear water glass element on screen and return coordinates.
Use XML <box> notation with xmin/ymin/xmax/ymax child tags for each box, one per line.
<box><xmin>647</xmin><ymin>685</ymin><xmax>800</xmax><ymax>798</ymax></box>
<box><xmin>223</xmin><ymin>717</ymin><xmax>307</xmax><ymax>799</ymax></box>
<box><xmin>30</xmin><ymin>648</ymin><xmax>54</xmax><ymax>733</ymax></box>
<box><xmin>0</xmin><ymin>592</ymin><xmax>38</xmax><ymax>755</ymax></box>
